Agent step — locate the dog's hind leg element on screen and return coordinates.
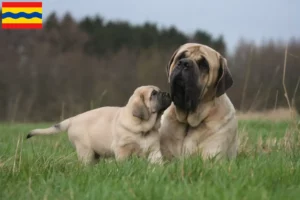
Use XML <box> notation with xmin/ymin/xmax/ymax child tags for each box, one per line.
<box><xmin>75</xmin><ymin>143</ymin><xmax>96</xmax><ymax>165</ymax></box>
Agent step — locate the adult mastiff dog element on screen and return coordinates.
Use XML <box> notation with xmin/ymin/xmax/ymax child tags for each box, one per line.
<box><xmin>160</xmin><ymin>43</ymin><xmax>238</xmax><ymax>160</ymax></box>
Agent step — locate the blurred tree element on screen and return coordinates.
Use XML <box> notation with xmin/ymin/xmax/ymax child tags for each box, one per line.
<box><xmin>191</xmin><ymin>30</ymin><xmax>226</xmax><ymax>55</ymax></box>
<box><xmin>159</xmin><ymin>26</ymin><xmax>188</xmax><ymax>48</ymax></box>
<box><xmin>138</xmin><ymin>22</ymin><xmax>159</xmax><ymax>49</ymax></box>
<box><xmin>227</xmin><ymin>39</ymin><xmax>300</xmax><ymax>113</ymax></box>
<box><xmin>59</xmin><ymin>12</ymin><xmax>88</xmax><ymax>52</ymax></box>
<box><xmin>44</xmin><ymin>12</ymin><xmax>60</xmax><ymax>30</ymax></box>
<box><xmin>1</xmin><ymin>11</ymin><xmax>299</xmax><ymax>121</ymax></box>
<box><xmin>192</xmin><ymin>30</ymin><xmax>212</xmax><ymax>44</ymax></box>
<box><xmin>213</xmin><ymin>35</ymin><xmax>226</xmax><ymax>56</ymax></box>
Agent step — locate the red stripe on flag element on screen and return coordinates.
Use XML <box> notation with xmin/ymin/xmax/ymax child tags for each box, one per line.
<box><xmin>2</xmin><ymin>23</ymin><xmax>43</xmax><ymax>29</ymax></box>
<box><xmin>2</xmin><ymin>2</ymin><xmax>42</xmax><ymax>7</ymax></box>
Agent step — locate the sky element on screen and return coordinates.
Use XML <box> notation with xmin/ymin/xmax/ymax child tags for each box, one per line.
<box><xmin>3</xmin><ymin>0</ymin><xmax>300</xmax><ymax>52</ymax></box>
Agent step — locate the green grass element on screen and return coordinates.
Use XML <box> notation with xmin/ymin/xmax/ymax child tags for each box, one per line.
<box><xmin>1</xmin><ymin>120</ymin><xmax>300</xmax><ymax>200</ymax></box>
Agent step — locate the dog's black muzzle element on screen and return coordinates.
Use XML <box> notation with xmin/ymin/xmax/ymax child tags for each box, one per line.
<box><xmin>170</xmin><ymin>58</ymin><xmax>201</xmax><ymax>112</ymax></box>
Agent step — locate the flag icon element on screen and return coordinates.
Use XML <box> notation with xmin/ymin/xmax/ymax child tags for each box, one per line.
<box><xmin>2</xmin><ymin>2</ymin><xmax>42</xmax><ymax>29</ymax></box>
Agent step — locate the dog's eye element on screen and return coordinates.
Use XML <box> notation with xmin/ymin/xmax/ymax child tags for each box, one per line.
<box><xmin>197</xmin><ymin>58</ymin><xmax>209</xmax><ymax>71</ymax></box>
<box><xmin>151</xmin><ymin>90</ymin><xmax>158</xmax><ymax>96</ymax></box>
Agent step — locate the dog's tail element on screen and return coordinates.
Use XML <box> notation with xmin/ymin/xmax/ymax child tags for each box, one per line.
<box><xmin>27</xmin><ymin>118</ymin><xmax>71</xmax><ymax>139</ymax></box>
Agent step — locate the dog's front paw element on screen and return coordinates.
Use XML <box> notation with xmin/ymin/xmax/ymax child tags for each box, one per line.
<box><xmin>148</xmin><ymin>150</ymin><xmax>163</xmax><ymax>165</ymax></box>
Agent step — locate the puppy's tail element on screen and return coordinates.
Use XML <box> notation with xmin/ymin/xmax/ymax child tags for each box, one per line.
<box><xmin>27</xmin><ymin>118</ymin><xmax>71</xmax><ymax>139</ymax></box>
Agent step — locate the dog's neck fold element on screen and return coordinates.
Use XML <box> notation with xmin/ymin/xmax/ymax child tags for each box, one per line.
<box><xmin>173</xmin><ymin>95</ymin><xmax>219</xmax><ymax>127</ymax></box>
<box><xmin>173</xmin><ymin>94</ymin><xmax>233</xmax><ymax>128</ymax></box>
<box><xmin>119</xmin><ymin>106</ymin><xmax>158</xmax><ymax>134</ymax></box>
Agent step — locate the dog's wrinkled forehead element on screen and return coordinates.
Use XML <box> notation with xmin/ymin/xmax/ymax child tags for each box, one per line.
<box><xmin>169</xmin><ymin>43</ymin><xmax>221</xmax><ymax>73</ymax></box>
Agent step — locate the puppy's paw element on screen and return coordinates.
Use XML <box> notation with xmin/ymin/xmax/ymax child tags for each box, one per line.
<box><xmin>148</xmin><ymin>151</ymin><xmax>163</xmax><ymax>165</ymax></box>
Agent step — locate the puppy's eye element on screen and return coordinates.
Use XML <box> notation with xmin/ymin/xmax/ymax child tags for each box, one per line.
<box><xmin>151</xmin><ymin>90</ymin><xmax>158</xmax><ymax>96</ymax></box>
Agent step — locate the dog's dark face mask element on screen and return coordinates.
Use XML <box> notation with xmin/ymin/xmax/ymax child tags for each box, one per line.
<box><xmin>167</xmin><ymin>44</ymin><xmax>234</xmax><ymax>114</ymax></box>
<box><xmin>170</xmin><ymin>54</ymin><xmax>209</xmax><ymax>112</ymax></box>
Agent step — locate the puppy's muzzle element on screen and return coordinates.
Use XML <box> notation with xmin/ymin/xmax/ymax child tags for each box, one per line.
<box><xmin>157</xmin><ymin>92</ymin><xmax>171</xmax><ymax>112</ymax></box>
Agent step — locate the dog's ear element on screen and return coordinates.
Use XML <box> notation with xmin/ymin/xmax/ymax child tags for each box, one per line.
<box><xmin>166</xmin><ymin>47</ymin><xmax>179</xmax><ymax>79</ymax></box>
<box><xmin>215</xmin><ymin>57</ymin><xmax>233</xmax><ymax>97</ymax></box>
<box><xmin>132</xmin><ymin>94</ymin><xmax>150</xmax><ymax>121</ymax></box>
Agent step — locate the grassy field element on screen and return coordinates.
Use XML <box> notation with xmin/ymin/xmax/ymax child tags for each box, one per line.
<box><xmin>1</xmin><ymin>120</ymin><xmax>300</xmax><ymax>200</ymax></box>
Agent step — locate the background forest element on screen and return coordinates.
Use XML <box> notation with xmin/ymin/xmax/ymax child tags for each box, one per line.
<box><xmin>0</xmin><ymin>13</ymin><xmax>299</xmax><ymax>122</ymax></box>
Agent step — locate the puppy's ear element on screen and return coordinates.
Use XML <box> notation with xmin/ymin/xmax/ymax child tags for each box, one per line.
<box><xmin>166</xmin><ymin>47</ymin><xmax>179</xmax><ymax>79</ymax></box>
<box><xmin>215</xmin><ymin>57</ymin><xmax>233</xmax><ymax>97</ymax></box>
<box><xmin>132</xmin><ymin>95</ymin><xmax>150</xmax><ymax>121</ymax></box>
